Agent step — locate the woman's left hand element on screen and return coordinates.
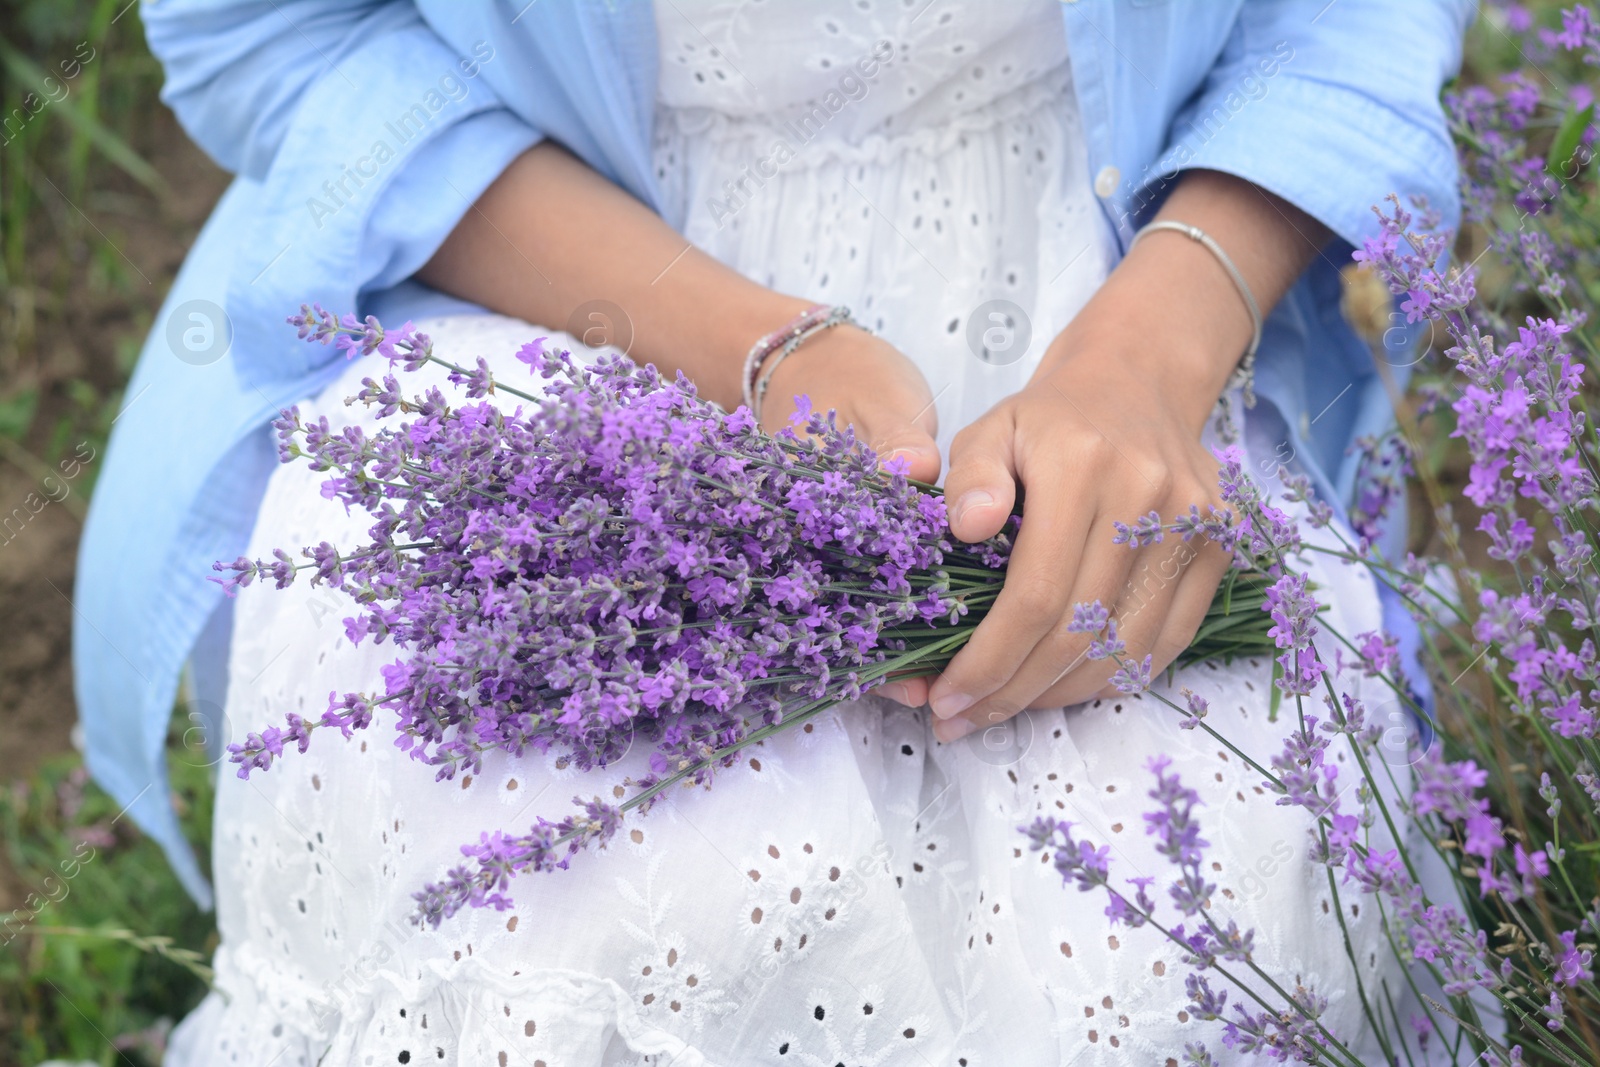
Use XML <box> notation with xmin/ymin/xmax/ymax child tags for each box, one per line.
<box><xmin>891</xmin><ymin>170</ymin><xmax>1332</xmax><ymax>741</ymax></box>
<box><xmin>922</xmin><ymin>326</ymin><xmax>1234</xmax><ymax>741</ymax></box>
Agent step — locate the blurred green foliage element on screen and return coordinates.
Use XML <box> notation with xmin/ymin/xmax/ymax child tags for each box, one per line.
<box><xmin>0</xmin><ymin>0</ymin><xmax>170</xmax><ymax>478</ymax></box>
<box><xmin>1</xmin><ymin>1</ymin><xmax>219</xmax><ymax>1063</ymax></box>
<box><xmin>0</xmin><ymin>722</ymin><xmax>216</xmax><ymax>1067</ymax></box>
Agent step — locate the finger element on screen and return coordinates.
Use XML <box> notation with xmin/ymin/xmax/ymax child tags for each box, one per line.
<box><xmin>1150</xmin><ymin>542</ymin><xmax>1232</xmax><ymax>665</ymax></box>
<box><xmin>1111</xmin><ymin>538</ymin><xmax>1201</xmax><ymax>659</ymax></box>
<box><xmin>873</xmin><ymin>424</ymin><xmax>942</xmax><ymax>484</ymax></box>
<box><xmin>934</xmin><ymin>531</ymin><xmax>1134</xmax><ymax>740</ymax></box>
<box><xmin>1092</xmin><ymin>541</ymin><xmax>1232</xmax><ymax>699</ymax></box>
<box><xmin>861</xmin><ymin>373</ymin><xmax>942</xmax><ymax>484</ymax></box>
<box><xmin>928</xmin><ymin>490</ymin><xmax>1091</xmax><ymax>725</ymax></box>
<box><xmin>874</xmin><ymin>676</ymin><xmax>931</xmax><ymax>707</ymax></box>
<box><xmin>1045</xmin><ymin>538</ymin><xmax>1196</xmax><ymax>707</ymax></box>
<box><xmin>941</xmin><ymin>416</ymin><xmax>1019</xmax><ymax>544</ymax></box>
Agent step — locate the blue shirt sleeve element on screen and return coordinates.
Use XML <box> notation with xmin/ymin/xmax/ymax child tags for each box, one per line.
<box><xmin>1130</xmin><ymin>0</ymin><xmax>1470</xmax><ymax>730</ymax></box>
<box><xmin>144</xmin><ymin>0</ymin><xmax>418</xmax><ymax>179</ymax></box>
<box><xmin>140</xmin><ymin>0</ymin><xmax>544</xmax><ymax>389</ymax></box>
<box><xmin>1135</xmin><ymin>0</ymin><xmax>1473</xmax><ymax>244</ymax></box>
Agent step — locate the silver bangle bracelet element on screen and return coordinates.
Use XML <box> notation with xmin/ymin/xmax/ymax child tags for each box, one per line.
<box><xmin>1129</xmin><ymin>219</ymin><xmax>1263</xmax><ymax>408</ymax></box>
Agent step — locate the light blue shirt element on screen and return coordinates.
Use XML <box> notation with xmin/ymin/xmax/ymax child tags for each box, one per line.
<box><xmin>89</xmin><ymin>0</ymin><xmax>1472</xmax><ymax>905</ymax></box>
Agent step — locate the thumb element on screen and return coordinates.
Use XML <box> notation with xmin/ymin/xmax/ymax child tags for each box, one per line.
<box><xmin>941</xmin><ymin>419</ymin><xmax>1017</xmax><ymax>543</ymax></box>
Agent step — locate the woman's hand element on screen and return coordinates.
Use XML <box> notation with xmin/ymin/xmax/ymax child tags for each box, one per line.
<box><xmin>926</xmin><ymin>170</ymin><xmax>1331</xmax><ymax>741</ymax></box>
<box><xmin>754</xmin><ymin>325</ymin><xmax>946</xmax><ymax>708</ymax></box>
<box><xmin>925</xmin><ymin>329</ymin><xmax>1234</xmax><ymax>739</ymax></box>
<box><xmin>419</xmin><ymin>141</ymin><xmax>941</xmax><ymax>493</ymax></box>
<box><xmin>756</xmin><ymin>326</ymin><xmax>944</xmax><ymax>709</ymax></box>
<box><xmin>418</xmin><ymin>150</ymin><xmax>1329</xmax><ymax>727</ymax></box>
<box><xmin>757</xmin><ymin>326</ymin><xmax>941</xmax><ymax>479</ymax></box>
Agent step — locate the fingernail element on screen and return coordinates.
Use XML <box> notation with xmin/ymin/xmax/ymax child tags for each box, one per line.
<box><xmin>935</xmin><ymin>716</ymin><xmax>977</xmax><ymax>742</ymax></box>
<box><xmin>952</xmin><ymin>490</ymin><xmax>993</xmax><ymax>528</ymax></box>
<box><xmin>930</xmin><ymin>691</ymin><xmax>974</xmax><ymax>720</ymax></box>
<box><xmin>876</xmin><ymin>680</ymin><xmax>913</xmax><ymax>705</ymax></box>
<box><xmin>883</xmin><ymin>448</ymin><xmax>917</xmax><ymax>472</ymax></box>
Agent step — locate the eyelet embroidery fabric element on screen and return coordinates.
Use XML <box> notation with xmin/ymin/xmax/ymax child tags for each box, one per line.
<box><xmin>169</xmin><ymin>2</ymin><xmax>1415</xmax><ymax>1062</ymax></box>
<box><xmin>169</xmin><ymin>316</ymin><xmax>1410</xmax><ymax>1067</ymax></box>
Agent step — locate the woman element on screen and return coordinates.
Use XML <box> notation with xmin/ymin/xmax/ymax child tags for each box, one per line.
<box><xmin>77</xmin><ymin>2</ymin><xmax>1470</xmax><ymax>1062</ymax></box>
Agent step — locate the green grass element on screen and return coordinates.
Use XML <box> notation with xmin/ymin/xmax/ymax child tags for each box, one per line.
<box><xmin>0</xmin><ymin>0</ymin><xmax>171</xmax><ymax>473</ymax></box>
<box><xmin>0</xmin><ymin>721</ymin><xmax>217</xmax><ymax>1067</ymax></box>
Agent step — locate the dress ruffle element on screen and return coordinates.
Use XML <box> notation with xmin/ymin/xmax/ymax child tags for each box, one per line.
<box><xmin>172</xmin><ymin>945</ymin><xmax>710</xmax><ymax>1067</ymax></box>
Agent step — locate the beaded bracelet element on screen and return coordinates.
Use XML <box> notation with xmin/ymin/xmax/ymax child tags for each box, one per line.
<box><xmin>1129</xmin><ymin>219</ymin><xmax>1263</xmax><ymax>408</ymax></box>
<box><xmin>746</xmin><ymin>305</ymin><xmax>865</xmax><ymax>423</ymax></box>
<box><xmin>741</xmin><ymin>304</ymin><xmax>830</xmax><ymax>415</ymax></box>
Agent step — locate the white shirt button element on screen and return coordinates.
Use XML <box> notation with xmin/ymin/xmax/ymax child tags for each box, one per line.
<box><xmin>1093</xmin><ymin>165</ymin><xmax>1120</xmax><ymax>199</ymax></box>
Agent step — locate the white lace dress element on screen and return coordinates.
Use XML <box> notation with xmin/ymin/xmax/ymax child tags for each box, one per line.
<box><xmin>169</xmin><ymin>3</ymin><xmax>1409</xmax><ymax>1064</ymax></box>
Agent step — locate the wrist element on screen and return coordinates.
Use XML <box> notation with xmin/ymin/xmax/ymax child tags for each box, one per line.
<box><xmin>698</xmin><ymin>291</ymin><xmax>818</xmax><ymax>410</ymax></box>
<box><xmin>1033</xmin><ymin>243</ymin><xmax>1252</xmax><ymax>436</ymax></box>
<box><xmin>1035</xmin><ymin>315</ymin><xmax>1230</xmax><ymax>440</ymax></box>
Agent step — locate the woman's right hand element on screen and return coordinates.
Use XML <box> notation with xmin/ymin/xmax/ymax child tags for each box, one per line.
<box><xmin>756</xmin><ymin>325</ymin><xmax>942</xmax><ymax>708</ymax></box>
<box><xmin>757</xmin><ymin>324</ymin><xmax>941</xmax><ymax>481</ymax></box>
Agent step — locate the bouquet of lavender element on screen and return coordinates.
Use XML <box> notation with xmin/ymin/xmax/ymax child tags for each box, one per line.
<box><xmin>213</xmin><ymin>305</ymin><xmax>1272</xmax><ymax>927</ymax></box>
